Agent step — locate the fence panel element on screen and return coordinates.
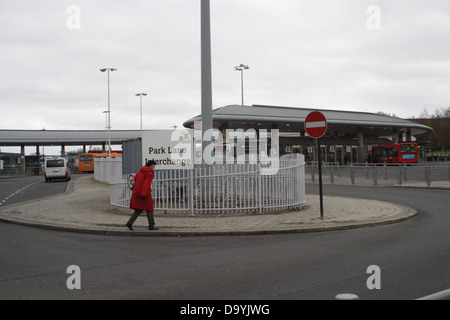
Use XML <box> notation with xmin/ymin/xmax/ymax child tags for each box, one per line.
<box><xmin>110</xmin><ymin>155</ymin><xmax>306</xmax><ymax>215</ymax></box>
<box><xmin>94</xmin><ymin>157</ymin><xmax>122</xmax><ymax>184</ymax></box>
<box><xmin>306</xmin><ymin>162</ymin><xmax>450</xmax><ymax>187</ymax></box>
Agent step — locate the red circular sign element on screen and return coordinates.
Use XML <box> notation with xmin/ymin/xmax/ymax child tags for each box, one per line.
<box><xmin>304</xmin><ymin>111</ymin><xmax>327</xmax><ymax>138</ymax></box>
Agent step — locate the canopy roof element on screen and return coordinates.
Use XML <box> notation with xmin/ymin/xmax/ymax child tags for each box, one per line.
<box><xmin>183</xmin><ymin>104</ymin><xmax>432</xmax><ymax>137</ymax></box>
<box><xmin>0</xmin><ymin>129</ymin><xmax>142</xmax><ymax>146</ymax></box>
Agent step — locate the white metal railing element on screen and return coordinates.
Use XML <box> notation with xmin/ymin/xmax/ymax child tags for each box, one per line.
<box><xmin>94</xmin><ymin>157</ymin><xmax>123</xmax><ymax>184</ymax></box>
<box><xmin>307</xmin><ymin>162</ymin><xmax>450</xmax><ymax>187</ymax></box>
<box><xmin>110</xmin><ymin>155</ymin><xmax>306</xmax><ymax>215</ymax></box>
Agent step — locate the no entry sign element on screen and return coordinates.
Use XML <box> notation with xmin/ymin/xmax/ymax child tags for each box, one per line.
<box><xmin>305</xmin><ymin>111</ymin><xmax>327</xmax><ymax>139</ymax></box>
<box><xmin>304</xmin><ymin>110</ymin><xmax>327</xmax><ymax>220</ymax></box>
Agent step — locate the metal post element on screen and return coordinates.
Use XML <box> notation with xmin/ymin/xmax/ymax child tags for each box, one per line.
<box><xmin>140</xmin><ymin>94</ymin><xmax>143</xmax><ymax>134</ymax></box>
<box><xmin>107</xmin><ymin>70</ymin><xmax>111</xmax><ymax>156</ymax></box>
<box><xmin>240</xmin><ymin>68</ymin><xmax>244</xmax><ymax>106</ymax></box>
<box><xmin>258</xmin><ymin>163</ymin><xmax>262</xmax><ymax>215</ymax></box>
<box><xmin>330</xmin><ymin>164</ymin><xmax>334</xmax><ymax>184</ymax></box>
<box><xmin>351</xmin><ymin>163</ymin><xmax>355</xmax><ymax>184</ymax></box>
<box><xmin>234</xmin><ymin>64</ymin><xmax>249</xmax><ymax>106</ymax></box>
<box><xmin>100</xmin><ymin>68</ymin><xmax>117</xmax><ymax>157</ymax></box>
<box><xmin>373</xmin><ymin>164</ymin><xmax>378</xmax><ymax>185</ymax></box>
<box><xmin>135</xmin><ymin>93</ymin><xmax>147</xmax><ymax>137</ymax></box>
<box><xmin>365</xmin><ymin>162</ymin><xmax>369</xmax><ymax>179</ymax></box>
<box><xmin>201</xmin><ymin>0</ymin><xmax>213</xmax><ymax>164</ymax></box>
<box><xmin>188</xmin><ymin>168</ymin><xmax>195</xmax><ymax>216</ymax></box>
<box><xmin>317</xmin><ymin>138</ymin><xmax>324</xmax><ymax>219</ymax></box>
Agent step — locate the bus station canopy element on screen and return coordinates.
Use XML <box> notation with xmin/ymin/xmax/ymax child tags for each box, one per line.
<box><xmin>0</xmin><ymin>129</ymin><xmax>142</xmax><ymax>147</ymax></box>
<box><xmin>183</xmin><ymin>104</ymin><xmax>433</xmax><ymax>137</ymax></box>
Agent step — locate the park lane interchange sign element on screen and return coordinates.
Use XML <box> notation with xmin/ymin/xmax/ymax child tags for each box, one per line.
<box><xmin>142</xmin><ymin>130</ymin><xmax>194</xmax><ymax>170</ymax></box>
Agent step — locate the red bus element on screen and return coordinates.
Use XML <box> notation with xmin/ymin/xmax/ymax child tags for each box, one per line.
<box><xmin>78</xmin><ymin>150</ymin><xmax>122</xmax><ymax>173</ymax></box>
<box><xmin>372</xmin><ymin>142</ymin><xmax>419</xmax><ymax>164</ymax></box>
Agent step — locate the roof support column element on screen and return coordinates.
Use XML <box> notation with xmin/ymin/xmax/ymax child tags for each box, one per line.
<box><xmin>357</xmin><ymin>128</ymin><xmax>366</xmax><ymax>163</ymax></box>
<box><xmin>392</xmin><ymin>129</ymin><xmax>399</xmax><ymax>144</ymax></box>
<box><xmin>406</xmin><ymin>129</ymin><xmax>412</xmax><ymax>142</ymax></box>
<box><xmin>61</xmin><ymin>144</ymin><xmax>66</xmax><ymax>158</ymax></box>
<box><xmin>20</xmin><ymin>144</ymin><xmax>25</xmax><ymax>175</ymax></box>
<box><xmin>36</xmin><ymin>145</ymin><xmax>40</xmax><ymax>175</ymax></box>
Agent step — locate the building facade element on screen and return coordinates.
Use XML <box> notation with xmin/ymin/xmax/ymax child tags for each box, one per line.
<box><xmin>183</xmin><ymin>104</ymin><xmax>433</xmax><ymax>164</ymax></box>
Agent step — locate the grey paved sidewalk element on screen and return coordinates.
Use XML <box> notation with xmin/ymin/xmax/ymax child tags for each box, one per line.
<box><xmin>0</xmin><ymin>176</ymin><xmax>418</xmax><ymax>236</ymax></box>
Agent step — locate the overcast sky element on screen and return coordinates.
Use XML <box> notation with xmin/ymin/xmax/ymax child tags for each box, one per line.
<box><xmin>1</xmin><ymin>0</ymin><xmax>449</xmax><ymax>138</ymax></box>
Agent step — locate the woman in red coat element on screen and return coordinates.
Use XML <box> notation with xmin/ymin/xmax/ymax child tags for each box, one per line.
<box><xmin>126</xmin><ymin>160</ymin><xmax>158</xmax><ymax>230</ymax></box>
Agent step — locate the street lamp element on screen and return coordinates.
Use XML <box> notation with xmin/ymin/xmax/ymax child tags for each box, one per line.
<box><xmin>135</xmin><ymin>93</ymin><xmax>148</xmax><ymax>136</ymax></box>
<box><xmin>100</xmin><ymin>68</ymin><xmax>117</xmax><ymax>156</ymax></box>
<box><xmin>234</xmin><ymin>64</ymin><xmax>249</xmax><ymax>106</ymax></box>
<box><xmin>102</xmin><ymin>110</ymin><xmax>110</xmax><ymax>152</ymax></box>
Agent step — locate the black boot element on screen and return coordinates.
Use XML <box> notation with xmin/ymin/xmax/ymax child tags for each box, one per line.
<box><xmin>126</xmin><ymin>223</ymin><xmax>133</xmax><ymax>231</ymax></box>
<box><xmin>148</xmin><ymin>225</ymin><xmax>159</xmax><ymax>230</ymax></box>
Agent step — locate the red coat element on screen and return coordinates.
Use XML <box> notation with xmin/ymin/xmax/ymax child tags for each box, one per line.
<box><xmin>130</xmin><ymin>166</ymin><xmax>154</xmax><ymax>211</ymax></box>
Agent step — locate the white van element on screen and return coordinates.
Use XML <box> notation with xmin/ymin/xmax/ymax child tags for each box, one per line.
<box><xmin>44</xmin><ymin>158</ymin><xmax>71</xmax><ymax>182</ymax></box>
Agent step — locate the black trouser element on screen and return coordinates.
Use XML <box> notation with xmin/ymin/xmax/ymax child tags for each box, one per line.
<box><xmin>127</xmin><ymin>210</ymin><xmax>155</xmax><ymax>226</ymax></box>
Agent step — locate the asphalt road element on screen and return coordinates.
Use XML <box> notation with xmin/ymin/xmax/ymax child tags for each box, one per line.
<box><xmin>0</xmin><ymin>177</ymin><xmax>448</xmax><ymax>301</ymax></box>
<box><xmin>0</xmin><ymin>175</ymin><xmax>69</xmax><ymax>208</ymax></box>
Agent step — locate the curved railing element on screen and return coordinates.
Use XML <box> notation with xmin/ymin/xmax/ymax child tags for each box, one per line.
<box><xmin>110</xmin><ymin>155</ymin><xmax>305</xmax><ymax>215</ymax></box>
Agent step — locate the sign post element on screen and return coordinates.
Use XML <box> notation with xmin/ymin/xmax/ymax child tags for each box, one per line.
<box><xmin>305</xmin><ymin>111</ymin><xmax>328</xmax><ymax>219</ymax></box>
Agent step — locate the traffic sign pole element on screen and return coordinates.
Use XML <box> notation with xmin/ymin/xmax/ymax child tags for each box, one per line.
<box><xmin>317</xmin><ymin>138</ymin><xmax>324</xmax><ymax>219</ymax></box>
<box><xmin>305</xmin><ymin>111</ymin><xmax>327</xmax><ymax>220</ymax></box>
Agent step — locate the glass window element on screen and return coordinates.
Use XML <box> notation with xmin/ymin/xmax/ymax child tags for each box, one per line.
<box><xmin>401</xmin><ymin>145</ymin><xmax>416</xmax><ymax>153</ymax></box>
<box><xmin>80</xmin><ymin>154</ymin><xmax>93</xmax><ymax>161</ymax></box>
<box><xmin>46</xmin><ymin>159</ymin><xmax>65</xmax><ymax>168</ymax></box>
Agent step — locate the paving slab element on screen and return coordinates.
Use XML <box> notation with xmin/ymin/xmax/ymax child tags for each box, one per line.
<box><xmin>0</xmin><ymin>176</ymin><xmax>418</xmax><ymax>236</ymax></box>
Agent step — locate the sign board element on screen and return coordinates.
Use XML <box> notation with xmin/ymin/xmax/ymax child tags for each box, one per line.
<box><xmin>304</xmin><ymin>111</ymin><xmax>327</xmax><ymax>139</ymax></box>
<box><xmin>141</xmin><ymin>130</ymin><xmax>194</xmax><ymax>170</ymax></box>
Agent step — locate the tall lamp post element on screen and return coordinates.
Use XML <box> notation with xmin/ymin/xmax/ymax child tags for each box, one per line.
<box><xmin>135</xmin><ymin>93</ymin><xmax>147</xmax><ymax>137</ymax></box>
<box><xmin>234</xmin><ymin>64</ymin><xmax>249</xmax><ymax>106</ymax></box>
<box><xmin>99</xmin><ymin>67</ymin><xmax>117</xmax><ymax>156</ymax></box>
<box><xmin>201</xmin><ymin>0</ymin><xmax>213</xmax><ymax>165</ymax></box>
<box><xmin>102</xmin><ymin>110</ymin><xmax>110</xmax><ymax>153</ymax></box>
